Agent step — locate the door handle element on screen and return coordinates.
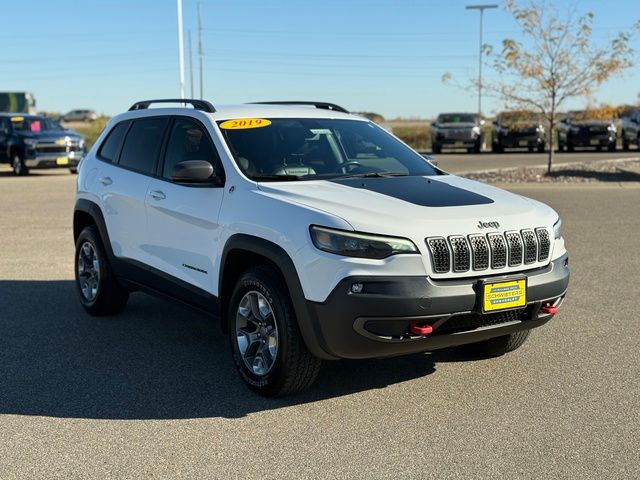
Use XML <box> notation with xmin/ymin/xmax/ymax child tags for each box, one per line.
<box><xmin>98</xmin><ymin>176</ymin><xmax>112</xmax><ymax>186</ymax></box>
<box><xmin>149</xmin><ymin>190</ymin><xmax>166</xmax><ymax>201</ymax></box>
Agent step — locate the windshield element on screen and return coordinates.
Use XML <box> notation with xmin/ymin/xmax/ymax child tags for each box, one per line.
<box><xmin>569</xmin><ymin>109</ymin><xmax>614</xmax><ymax>122</ymax></box>
<box><xmin>498</xmin><ymin>111</ymin><xmax>540</xmax><ymax>124</ymax></box>
<box><xmin>218</xmin><ymin>118</ymin><xmax>438</xmax><ymax>181</ymax></box>
<box><xmin>10</xmin><ymin>116</ymin><xmax>61</xmax><ymax>133</ymax></box>
<box><xmin>437</xmin><ymin>113</ymin><xmax>476</xmax><ymax>124</ymax></box>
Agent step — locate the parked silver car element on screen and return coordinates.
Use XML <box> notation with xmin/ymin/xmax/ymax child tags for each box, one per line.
<box><xmin>62</xmin><ymin>109</ymin><xmax>98</xmax><ymax>122</ymax></box>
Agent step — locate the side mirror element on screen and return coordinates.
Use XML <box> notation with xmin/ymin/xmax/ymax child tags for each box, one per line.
<box><xmin>171</xmin><ymin>160</ymin><xmax>219</xmax><ymax>184</ymax></box>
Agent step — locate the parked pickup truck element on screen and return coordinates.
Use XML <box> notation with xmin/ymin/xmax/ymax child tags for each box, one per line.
<box><xmin>620</xmin><ymin>109</ymin><xmax>640</xmax><ymax>151</ymax></box>
<box><xmin>431</xmin><ymin>112</ymin><xmax>483</xmax><ymax>153</ymax></box>
<box><xmin>557</xmin><ymin>110</ymin><xmax>617</xmax><ymax>152</ymax></box>
<box><xmin>0</xmin><ymin>113</ymin><xmax>85</xmax><ymax>175</ymax></box>
<box><xmin>491</xmin><ymin>111</ymin><xmax>545</xmax><ymax>153</ymax></box>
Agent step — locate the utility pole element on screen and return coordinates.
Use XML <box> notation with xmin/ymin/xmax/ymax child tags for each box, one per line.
<box><xmin>176</xmin><ymin>0</ymin><xmax>186</xmax><ymax>99</ymax></box>
<box><xmin>189</xmin><ymin>30</ymin><xmax>194</xmax><ymax>98</ymax></box>
<box><xmin>198</xmin><ymin>2</ymin><xmax>204</xmax><ymax>99</ymax></box>
<box><xmin>465</xmin><ymin>4</ymin><xmax>497</xmax><ymax>119</ymax></box>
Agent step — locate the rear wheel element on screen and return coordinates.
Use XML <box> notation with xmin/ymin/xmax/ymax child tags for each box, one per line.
<box><xmin>228</xmin><ymin>266</ymin><xmax>321</xmax><ymax>396</ymax></box>
<box><xmin>11</xmin><ymin>153</ymin><xmax>28</xmax><ymax>176</ymax></box>
<box><xmin>75</xmin><ymin>226</ymin><xmax>129</xmax><ymax>316</ymax></box>
<box><xmin>463</xmin><ymin>330</ymin><xmax>530</xmax><ymax>357</ymax></box>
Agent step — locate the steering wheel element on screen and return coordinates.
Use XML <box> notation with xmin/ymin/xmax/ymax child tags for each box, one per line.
<box><xmin>340</xmin><ymin>161</ymin><xmax>363</xmax><ymax>173</ymax></box>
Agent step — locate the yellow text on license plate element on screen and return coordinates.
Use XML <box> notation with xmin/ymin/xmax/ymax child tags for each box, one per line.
<box><xmin>483</xmin><ymin>279</ymin><xmax>526</xmax><ymax>312</ymax></box>
<box><xmin>56</xmin><ymin>157</ymin><xmax>69</xmax><ymax>165</ymax></box>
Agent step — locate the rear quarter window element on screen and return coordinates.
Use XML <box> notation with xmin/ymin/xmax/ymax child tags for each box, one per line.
<box><xmin>98</xmin><ymin>121</ymin><xmax>130</xmax><ymax>162</ymax></box>
<box><xmin>118</xmin><ymin>117</ymin><xmax>169</xmax><ymax>175</ymax></box>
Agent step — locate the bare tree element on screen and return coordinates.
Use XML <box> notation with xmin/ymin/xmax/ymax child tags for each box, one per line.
<box><xmin>474</xmin><ymin>1</ymin><xmax>638</xmax><ymax>172</ymax></box>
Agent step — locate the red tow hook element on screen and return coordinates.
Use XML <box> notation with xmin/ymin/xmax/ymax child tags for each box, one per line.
<box><xmin>540</xmin><ymin>303</ymin><xmax>559</xmax><ymax>315</ymax></box>
<box><xmin>409</xmin><ymin>322</ymin><xmax>433</xmax><ymax>336</ymax></box>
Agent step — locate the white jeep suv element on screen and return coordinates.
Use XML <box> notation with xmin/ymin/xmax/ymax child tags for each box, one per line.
<box><xmin>73</xmin><ymin>99</ymin><xmax>569</xmax><ymax>396</ymax></box>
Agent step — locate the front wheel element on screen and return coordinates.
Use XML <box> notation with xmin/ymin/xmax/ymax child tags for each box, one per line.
<box><xmin>11</xmin><ymin>153</ymin><xmax>29</xmax><ymax>176</ymax></box>
<box><xmin>537</xmin><ymin>144</ymin><xmax>545</xmax><ymax>153</ymax></box>
<box><xmin>622</xmin><ymin>133</ymin><xmax>629</xmax><ymax>151</ymax></box>
<box><xmin>69</xmin><ymin>167</ymin><xmax>78</xmax><ymax>174</ymax></box>
<box><xmin>228</xmin><ymin>266</ymin><xmax>321</xmax><ymax>396</ymax></box>
<box><xmin>608</xmin><ymin>142</ymin><xmax>616</xmax><ymax>153</ymax></box>
<box><xmin>462</xmin><ymin>330</ymin><xmax>530</xmax><ymax>357</ymax></box>
<box><xmin>75</xmin><ymin>226</ymin><xmax>129</xmax><ymax>316</ymax></box>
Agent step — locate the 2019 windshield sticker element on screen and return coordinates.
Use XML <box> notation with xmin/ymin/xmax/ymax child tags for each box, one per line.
<box><xmin>219</xmin><ymin>118</ymin><xmax>272</xmax><ymax>130</ymax></box>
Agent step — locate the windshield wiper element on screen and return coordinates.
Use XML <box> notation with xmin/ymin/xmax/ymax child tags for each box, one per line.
<box><xmin>337</xmin><ymin>171</ymin><xmax>409</xmax><ymax>179</ymax></box>
<box><xmin>250</xmin><ymin>174</ymin><xmax>302</xmax><ymax>182</ymax></box>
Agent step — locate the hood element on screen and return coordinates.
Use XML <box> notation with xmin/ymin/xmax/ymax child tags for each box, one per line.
<box><xmin>257</xmin><ymin>175</ymin><xmax>557</xmax><ymax>239</ymax></box>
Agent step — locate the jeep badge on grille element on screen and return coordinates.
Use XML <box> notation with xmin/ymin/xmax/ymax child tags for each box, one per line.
<box><xmin>477</xmin><ymin>221</ymin><xmax>500</xmax><ymax>229</ymax></box>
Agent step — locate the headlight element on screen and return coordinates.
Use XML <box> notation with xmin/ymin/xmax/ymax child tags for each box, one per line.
<box><xmin>23</xmin><ymin>138</ymin><xmax>38</xmax><ymax>147</ymax></box>
<box><xmin>472</xmin><ymin>126</ymin><xmax>481</xmax><ymax>135</ymax></box>
<box><xmin>553</xmin><ymin>218</ymin><xmax>562</xmax><ymax>239</ymax></box>
<box><xmin>536</xmin><ymin>125</ymin><xmax>545</xmax><ymax>133</ymax></box>
<box><xmin>607</xmin><ymin>124</ymin><xmax>616</xmax><ymax>132</ymax></box>
<box><xmin>309</xmin><ymin>226</ymin><xmax>418</xmax><ymax>259</ymax></box>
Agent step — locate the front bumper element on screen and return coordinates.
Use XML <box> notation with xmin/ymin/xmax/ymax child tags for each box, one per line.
<box><xmin>25</xmin><ymin>152</ymin><xmax>82</xmax><ymax>169</ymax></box>
<box><xmin>498</xmin><ymin>134</ymin><xmax>544</xmax><ymax>148</ymax></box>
<box><xmin>568</xmin><ymin>134</ymin><xmax>615</xmax><ymax>147</ymax></box>
<box><xmin>302</xmin><ymin>254</ymin><xmax>569</xmax><ymax>359</ymax></box>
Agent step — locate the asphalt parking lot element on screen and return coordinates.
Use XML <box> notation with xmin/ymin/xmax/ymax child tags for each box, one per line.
<box><xmin>1</xmin><ymin>168</ymin><xmax>639</xmax><ymax>479</ymax></box>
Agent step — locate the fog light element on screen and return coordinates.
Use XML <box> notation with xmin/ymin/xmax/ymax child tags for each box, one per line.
<box><xmin>351</xmin><ymin>283</ymin><xmax>364</xmax><ymax>294</ymax></box>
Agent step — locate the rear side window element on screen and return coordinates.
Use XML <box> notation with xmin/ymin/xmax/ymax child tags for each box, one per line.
<box><xmin>98</xmin><ymin>121</ymin><xmax>130</xmax><ymax>162</ymax></box>
<box><xmin>118</xmin><ymin>117</ymin><xmax>169</xmax><ymax>175</ymax></box>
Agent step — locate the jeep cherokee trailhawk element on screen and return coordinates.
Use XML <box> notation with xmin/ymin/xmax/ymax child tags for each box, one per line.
<box><xmin>73</xmin><ymin>99</ymin><xmax>570</xmax><ymax>396</ymax></box>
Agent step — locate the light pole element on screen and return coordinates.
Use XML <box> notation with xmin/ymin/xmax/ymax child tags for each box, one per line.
<box><xmin>466</xmin><ymin>4</ymin><xmax>497</xmax><ymax>119</ymax></box>
<box><xmin>176</xmin><ymin>0</ymin><xmax>186</xmax><ymax>99</ymax></box>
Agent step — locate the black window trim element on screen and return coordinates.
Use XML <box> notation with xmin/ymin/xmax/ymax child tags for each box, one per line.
<box><xmin>155</xmin><ymin>114</ymin><xmax>226</xmax><ymax>188</ymax></box>
<box><xmin>113</xmin><ymin>116</ymin><xmax>171</xmax><ymax>177</ymax></box>
<box><xmin>96</xmin><ymin>119</ymin><xmax>132</xmax><ymax>164</ymax></box>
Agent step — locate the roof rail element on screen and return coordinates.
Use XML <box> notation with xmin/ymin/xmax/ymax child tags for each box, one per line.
<box><xmin>249</xmin><ymin>101</ymin><xmax>349</xmax><ymax>114</ymax></box>
<box><xmin>128</xmin><ymin>99</ymin><xmax>216</xmax><ymax>113</ymax></box>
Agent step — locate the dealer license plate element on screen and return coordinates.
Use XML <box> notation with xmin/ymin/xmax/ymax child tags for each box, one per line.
<box><xmin>518</xmin><ymin>140</ymin><xmax>528</xmax><ymax>146</ymax></box>
<box><xmin>590</xmin><ymin>139</ymin><xmax>600</xmax><ymax>145</ymax></box>
<box><xmin>56</xmin><ymin>157</ymin><xmax>69</xmax><ymax>165</ymax></box>
<box><xmin>482</xmin><ymin>278</ymin><xmax>527</xmax><ymax>312</ymax></box>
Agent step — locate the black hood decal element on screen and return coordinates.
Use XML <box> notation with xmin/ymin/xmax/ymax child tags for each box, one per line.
<box><xmin>330</xmin><ymin>176</ymin><xmax>494</xmax><ymax>207</ymax></box>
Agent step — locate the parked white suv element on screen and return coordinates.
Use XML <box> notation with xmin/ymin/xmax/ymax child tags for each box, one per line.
<box><xmin>73</xmin><ymin>99</ymin><xmax>569</xmax><ymax>396</ymax></box>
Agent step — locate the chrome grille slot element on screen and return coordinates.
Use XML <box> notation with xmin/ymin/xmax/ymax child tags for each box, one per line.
<box><xmin>505</xmin><ymin>231</ymin><xmax>523</xmax><ymax>267</ymax></box>
<box><xmin>449</xmin><ymin>236</ymin><xmax>471</xmax><ymax>272</ymax></box>
<box><xmin>521</xmin><ymin>229</ymin><xmax>538</xmax><ymax>264</ymax></box>
<box><xmin>536</xmin><ymin>227</ymin><xmax>550</xmax><ymax>261</ymax></box>
<box><xmin>426</xmin><ymin>237</ymin><xmax>450</xmax><ymax>273</ymax></box>
<box><xmin>468</xmin><ymin>234</ymin><xmax>489</xmax><ymax>270</ymax></box>
<box><xmin>487</xmin><ymin>233</ymin><xmax>507</xmax><ymax>269</ymax></box>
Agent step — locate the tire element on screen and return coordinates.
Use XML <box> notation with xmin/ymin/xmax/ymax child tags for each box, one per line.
<box><xmin>608</xmin><ymin>142</ymin><xmax>616</xmax><ymax>153</ymax></box>
<box><xmin>11</xmin><ymin>153</ymin><xmax>29</xmax><ymax>176</ymax></box>
<box><xmin>69</xmin><ymin>167</ymin><xmax>78</xmax><ymax>174</ymax></box>
<box><xmin>567</xmin><ymin>142</ymin><xmax>574</xmax><ymax>152</ymax></box>
<box><xmin>473</xmin><ymin>140</ymin><xmax>482</xmax><ymax>154</ymax></box>
<box><xmin>432</xmin><ymin>143</ymin><xmax>441</xmax><ymax>154</ymax></box>
<box><xmin>557</xmin><ymin>142</ymin><xmax>565</xmax><ymax>152</ymax></box>
<box><xmin>228</xmin><ymin>266</ymin><xmax>321</xmax><ymax>396</ymax></box>
<box><xmin>75</xmin><ymin>225</ymin><xmax>129</xmax><ymax>316</ymax></box>
<box><xmin>537</xmin><ymin>144</ymin><xmax>545</xmax><ymax>153</ymax></box>
<box><xmin>463</xmin><ymin>330</ymin><xmax>531</xmax><ymax>357</ymax></box>
<box><xmin>622</xmin><ymin>133</ymin><xmax>629</xmax><ymax>151</ymax></box>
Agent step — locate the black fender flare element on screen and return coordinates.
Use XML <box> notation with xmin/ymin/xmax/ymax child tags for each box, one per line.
<box><xmin>219</xmin><ymin>234</ymin><xmax>337</xmax><ymax>360</ymax></box>
<box><xmin>73</xmin><ymin>198</ymin><xmax>116</xmax><ymax>259</ymax></box>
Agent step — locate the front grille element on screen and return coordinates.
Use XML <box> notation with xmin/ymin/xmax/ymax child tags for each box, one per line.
<box><xmin>426</xmin><ymin>228</ymin><xmax>551</xmax><ymax>274</ymax></box>
<box><xmin>521</xmin><ymin>229</ymin><xmax>538</xmax><ymax>264</ymax></box>
<box><xmin>426</xmin><ymin>238</ymin><xmax>450</xmax><ymax>273</ymax></box>
<box><xmin>436</xmin><ymin>309</ymin><xmax>524</xmax><ymax>334</ymax></box>
<box><xmin>536</xmin><ymin>228</ymin><xmax>550</xmax><ymax>261</ymax></box>
<box><xmin>36</xmin><ymin>145</ymin><xmax>67</xmax><ymax>153</ymax></box>
<box><xmin>505</xmin><ymin>231</ymin><xmax>523</xmax><ymax>266</ymax></box>
<box><xmin>469</xmin><ymin>234</ymin><xmax>489</xmax><ymax>270</ymax></box>
<box><xmin>449</xmin><ymin>236</ymin><xmax>470</xmax><ymax>272</ymax></box>
<box><xmin>487</xmin><ymin>233</ymin><xmax>507</xmax><ymax>269</ymax></box>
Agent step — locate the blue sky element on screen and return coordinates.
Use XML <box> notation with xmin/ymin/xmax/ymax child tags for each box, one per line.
<box><xmin>2</xmin><ymin>0</ymin><xmax>638</xmax><ymax>118</ymax></box>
